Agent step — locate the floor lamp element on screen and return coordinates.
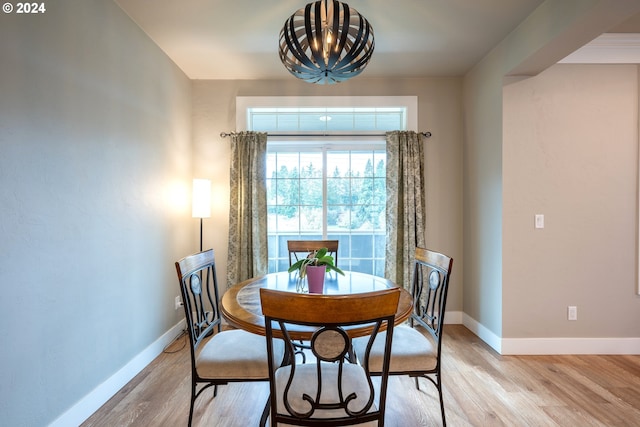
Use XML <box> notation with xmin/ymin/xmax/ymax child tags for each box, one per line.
<box><xmin>192</xmin><ymin>179</ymin><xmax>211</xmax><ymax>252</ymax></box>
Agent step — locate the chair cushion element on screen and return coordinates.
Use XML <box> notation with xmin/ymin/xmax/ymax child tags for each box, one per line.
<box><xmin>196</xmin><ymin>329</ymin><xmax>284</xmax><ymax>380</ymax></box>
<box><xmin>353</xmin><ymin>325</ymin><xmax>437</xmax><ymax>373</ymax></box>
<box><xmin>274</xmin><ymin>362</ymin><xmax>378</xmax><ymax>420</ymax></box>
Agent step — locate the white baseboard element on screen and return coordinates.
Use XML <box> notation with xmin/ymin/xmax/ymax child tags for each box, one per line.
<box><xmin>500</xmin><ymin>336</ymin><xmax>640</xmax><ymax>355</ymax></box>
<box><xmin>48</xmin><ymin>320</ymin><xmax>186</xmax><ymax>427</ymax></box>
<box><xmin>462</xmin><ymin>313</ymin><xmax>640</xmax><ymax>355</ymax></box>
<box><xmin>462</xmin><ymin>313</ymin><xmax>502</xmax><ymax>353</ymax></box>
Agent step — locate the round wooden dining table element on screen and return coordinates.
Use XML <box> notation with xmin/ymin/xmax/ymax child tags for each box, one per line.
<box><xmin>221</xmin><ymin>270</ymin><xmax>413</xmax><ymax>340</ymax></box>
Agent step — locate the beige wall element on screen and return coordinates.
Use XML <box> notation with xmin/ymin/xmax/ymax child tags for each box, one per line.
<box><xmin>462</xmin><ymin>55</ymin><xmax>506</xmax><ymax>338</ymax></box>
<box><xmin>0</xmin><ymin>1</ymin><xmax>192</xmax><ymax>425</ymax></box>
<box><xmin>503</xmin><ymin>64</ymin><xmax>640</xmax><ymax>338</ymax></box>
<box><xmin>191</xmin><ymin>78</ymin><xmax>464</xmax><ymax>312</ymax></box>
<box><xmin>463</xmin><ymin>0</ymin><xmax>640</xmax><ymax>352</ymax></box>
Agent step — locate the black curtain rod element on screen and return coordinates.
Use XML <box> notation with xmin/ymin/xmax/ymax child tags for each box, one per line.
<box><xmin>219</xmin><ymin>131</ymin><xmax>432</xmax><ymax>138</ymax></box>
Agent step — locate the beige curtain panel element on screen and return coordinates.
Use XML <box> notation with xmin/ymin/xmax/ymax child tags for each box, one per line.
<box><xmin>226</xmin><ymin>131</ymin><xmax>268</xmax><ymax>289</ymax></box>
<box><xmin>384</xmin><ymin>130</ymin><xmax>426</xmax><ymax>289</ymax></box>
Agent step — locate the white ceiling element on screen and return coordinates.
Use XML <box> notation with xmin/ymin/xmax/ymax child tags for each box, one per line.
<box><xmin>114</xmin><ymin>0</ymin><xmax>549</xmax><ymax>80</ymax></box>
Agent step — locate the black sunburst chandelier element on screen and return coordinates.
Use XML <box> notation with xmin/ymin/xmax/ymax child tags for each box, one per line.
<box><xmin>278</xmin><ymin>0</ymin><xmax>375</xmax><ymax>84</ymax></box>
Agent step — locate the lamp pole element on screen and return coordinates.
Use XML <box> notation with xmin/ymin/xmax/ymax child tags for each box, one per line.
<box><xmin>192</xmin><ymin>179</ymin><xmax>211</xmax><ymax>252</ymax></box>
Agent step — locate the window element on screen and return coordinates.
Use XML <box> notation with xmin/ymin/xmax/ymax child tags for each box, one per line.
<box><xmin>238</xmin><ymin>96</ymin><xmax>417</xmax><ymax>277</ymax></box>
<box><xmin>266</xmin><ymin>144</ymin><xmax>386</xmax><ymax>275</ymax></box>
<box><xmin>249</xmin><ymin>107</ymin><xmax>406</xmax><ymax>133</ymax></box>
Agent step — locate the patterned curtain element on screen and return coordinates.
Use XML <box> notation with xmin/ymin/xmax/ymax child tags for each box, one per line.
<box><xmin>384</xmin><ymin>131</ymin><xmax>426</xmax><ymax>289</ymax></box>
<box><xmin>226</xmin><ymin>131</ymin><xmax>268</xmax><ymax>289</ymax></box>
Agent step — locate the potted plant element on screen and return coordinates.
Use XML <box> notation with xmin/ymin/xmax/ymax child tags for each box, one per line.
<box><xmin>288</xmin><ymin>247</ymin><xmax>344</xmax><ymax>293</ymax></box>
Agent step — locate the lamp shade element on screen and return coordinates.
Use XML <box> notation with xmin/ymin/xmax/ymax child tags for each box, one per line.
<box><xmin>279</xmin><ymin>0</ymin><xmax>374</xmax><ymax>84</ymax></box>
<box><xmin>192</xmin><ymin>179</ymin><xmax>211</xmax><ymax>218</ymax></box>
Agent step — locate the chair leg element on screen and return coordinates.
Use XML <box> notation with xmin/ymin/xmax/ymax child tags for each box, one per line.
<box><xmin>189</xmin><ymin>382</ymin><xmax>218</xmax><ymax>426</ymax></box>
<box><xmin>438</xmin><ymin>390</ymin><xmax>447</xmax><ymax>427</ymax></box>
<box><xmin>437</xmin><ymin>375</ymin><xmax>446</xmax><ymax>427</ymax></box>
<box><xmin>414</xmin><ymin>374</ymin><xmax>446</xmax><ymax>426</ymax></box>
<box><xmin>259</xmin><ymin>395</ymin><xmax>271</xmax><ymax>427</ymax></box>
<box><xmin>188</xmin><ymin>392</ymin><xmax>196</xmax><ymax>427</ymax></box>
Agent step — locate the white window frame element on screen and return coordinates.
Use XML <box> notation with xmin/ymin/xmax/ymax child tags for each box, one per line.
<box><xmin>236</xmin><ymin>96</ymin><xmax>418</xmax><ymax>132</ymax></box>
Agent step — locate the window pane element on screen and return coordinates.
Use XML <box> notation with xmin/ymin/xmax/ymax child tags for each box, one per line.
<box><xmin>327</xmin><ymin>177</ymin><xmax>349</xmax><ymax>204</ymax></box>
<box><xmin>276</xmin><ymin>114</ymin><xmax>300</xmax><ymax>131</ymax></box>
<box><xmin>299</xmin><ymin>152</ymin><xmax>322</xmax><ymax>178</ymax></box>
<box><xmin>376</xmin><ymin>114</ymin><xmax>403</xmax><ymax>130</ymax></box>
<box><xmin>351</xmin><ymin>234</ymin><xmax>374</xmax><ymax>257</ymax></box>
<box><xmin>326</xmin><ymin>113</ymin><xmax>354</xmax><ymax>131</ymax></box>
<box><xmin>299</xmin><ymin>114</ymin><xmax>326</xmax><ymax>131</ymax></box>
<box><xmin>353</xmin><ymin>114</ymin><xmax>377</xmax><ymax>131</ymax></box>
<box><xmin>252</xmin><ymin>114</ymin><xmax>277</xmax><ymax>130</ymax></box>
<box><xmin>374</xmin><ymin>234</ymin><xmax>386</xmax><ymax>258</ymax></box>
<box><xmin>349</xmin><ymin>152</ymin><xmax>375</xmax><ymax>177</ymax></box>
<box><xmin>327</xmin><ymin>205</ymin><xmax>347</xmax><ymax>229</ymax></box>
<box><xmin>300</xmin><ymin>179</ymin><xmax>322</xmax><ymax>205</ymax></box>
<box><xmin>275</xmin><ymin>179</ymin><xmax>299</xmax><ymax>205</ymax></box>
<box><xmin>266</xmin><ymin>179</ymin><xmax>275</xmax><ymax>204</ymax></box>
<box><xmin>328</xmin><ymin>207</ymin><xmax>351</xmax><ymax>231</ymax></box>
<box><xmin>300</xmin><ymin>206</ymin><xmax>323</xmax><ymax>232</ymax></box>
<box><xmin>373</xmin><ymin>152</ymin><xmax>386</xmax><ymax>177</ymax></box>
<box><xmin>326</xmin><ymin>151</ymin><xmax>350</xmax><ymax>178</ymax></box>
<box><xmin>275</xmin><ymin>153</ymin><xmax>301</xmax><ymax>176</ymax></box>
<box><xmin>373</xmin><ymin>259</ymin><xmax>384</xmax><ymax>277</ymax></box>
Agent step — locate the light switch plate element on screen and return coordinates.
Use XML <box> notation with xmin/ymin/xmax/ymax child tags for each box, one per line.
<box><xmin>535</xmin><ymin>214</ymin><xmax>544</xmax><ymax>229</ymax></box>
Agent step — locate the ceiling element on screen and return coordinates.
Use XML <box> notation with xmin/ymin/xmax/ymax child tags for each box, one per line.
<box><xmin>114</xmin><ymin>0</ymin><xmax>550</xmax><ymax>80</ymax></box>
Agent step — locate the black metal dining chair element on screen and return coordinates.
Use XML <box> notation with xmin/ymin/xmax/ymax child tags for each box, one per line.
<box><xmin>287</xmin><ymin>239</ymin><xmax>340</xmax><ymax>363</ymax></box>
<box><xmin>260</xmin><ymin>287</ymin><xmax>400</xmax><ymax>426</ymax></box>
<box><xmin>175</xmin><ymin>249</ymin><xmax>285</xmax><ymax>427</ymax></box>
<box><xmin>352</xmin><ymin>247</ymin><xmax>453</xmax><ymax>426</ymax></box>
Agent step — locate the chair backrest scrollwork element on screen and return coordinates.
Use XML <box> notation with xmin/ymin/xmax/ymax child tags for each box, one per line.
<box><xmin>261</xmin><ymin>287</ymin><xmax>400</xmax><ymax>425</ymax></box>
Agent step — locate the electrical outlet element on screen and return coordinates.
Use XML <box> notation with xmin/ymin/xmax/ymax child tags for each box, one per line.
<box><xmin>567</xmin><ymin>306</ymin><xmax>577</xmax><ymax>321</ymax></box>
<box><xmin>174</xmin><ymin>296</ymin><xmax>182</xmax><ymax>310</ymax></box>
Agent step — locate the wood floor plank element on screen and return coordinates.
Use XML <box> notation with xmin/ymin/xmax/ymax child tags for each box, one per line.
<box><xmin>81</xmin><ymin>325</ymin><xmax>640</xmax><ymax>427</ymax></box>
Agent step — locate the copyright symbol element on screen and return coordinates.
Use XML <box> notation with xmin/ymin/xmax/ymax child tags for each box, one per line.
<box><xmin>2</xmin><ymin>3</ymin><xmax>13</xmax><ymax>13</ymax></box>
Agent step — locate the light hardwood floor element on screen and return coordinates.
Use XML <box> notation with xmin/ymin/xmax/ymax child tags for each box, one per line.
<box><xmin>82</xmin><ymin>325</ymin><xmax>640</xmax><ymax>426</ymax></box>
